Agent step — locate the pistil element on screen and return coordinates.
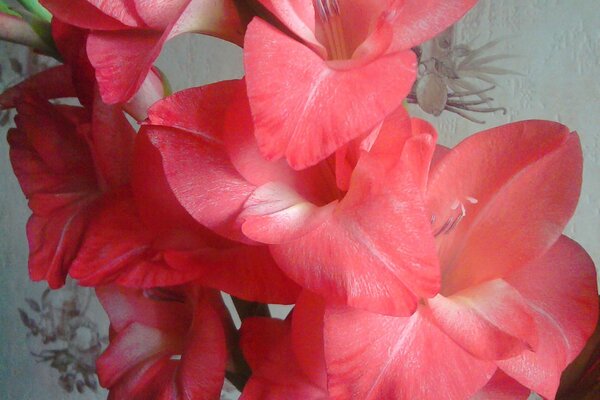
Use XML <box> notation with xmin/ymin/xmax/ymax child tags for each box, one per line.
<box><xmin>314</xmin><ymin>0</ymin><xmax>349</xmax><ymax>60</ymax></box>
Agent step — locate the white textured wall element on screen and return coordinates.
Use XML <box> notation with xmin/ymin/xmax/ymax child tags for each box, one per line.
<box><xmin>0</xmin><ymin>1</ymin><xmax>598</xmax><ymax>398</ymax></box>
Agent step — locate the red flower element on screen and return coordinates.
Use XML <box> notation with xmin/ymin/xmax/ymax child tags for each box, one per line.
<box><xmin>70</xmin><ymin>130</ymin><xmax>300</xmax><ymax>304</ymax></box>
<box><xmin>5</xmin><ymin>73</ymin><xmax>135</xmax><ymax>288</ymax></box>
<box><xmin>322</xmin><ymin>121</ymin><xmax>598</xmax><ymax>399</ymax></box>
<box><xmin>96</xmin><ymin>284</ymin><xmax>228</xmax><ymax>399</ymax></box>
<box><xmin>3</xmin><ymin>65</ymin><xmax>298</xmax><ymax>303</ymax></box>
<box><xmin>41</xmin><ymin>0</ymin><xmax>247</xmax><ymax>103</ymax></box>
<box><xmin>240</xmin><ymin>292</ymin><xmax>329</xmax><ymax>399</ymax></box>
<box><xmin>244</xmin><ymin>0</ymin><xmax>478</xmax><ymax>169</ymax></box>
<box><xmin>149</xmin><ymin>80</ymin><xmax>440</xmax><ymax>316</ymax></box>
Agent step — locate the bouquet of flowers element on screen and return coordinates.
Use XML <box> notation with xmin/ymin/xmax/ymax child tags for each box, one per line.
<box><xmin>1</xmin><ymin>0</ymin><xmax>598</xmax><ymax>399</ymax></box>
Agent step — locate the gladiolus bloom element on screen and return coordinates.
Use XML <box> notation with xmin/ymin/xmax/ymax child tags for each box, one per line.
<box><xmin>5</xmin><ymin>76</ymin><xmax>135</xmax><ymax>288</ymax></box>
<box><xmin>240</xmin><ymin>292</ymin><xmax>329</xmax><ymax>399</ymax></box>
<box><xmin>96</xmin><ymin>284</ymin><xmax>228</xmax><ymax>399</ymax></box>
<box><xmin>244</xmin><ymin>0</ymin><xmax>478</xmax><ymax>169</ymax></box>
<box><xmin>323</xmin><ymin>121</ymin><xmax>599</xmax><ymax>399</ymax></box>
<box><xmin>149</xmin><ymin>80</ymin><xmax>441</xmax><ymax>316</ymax></box>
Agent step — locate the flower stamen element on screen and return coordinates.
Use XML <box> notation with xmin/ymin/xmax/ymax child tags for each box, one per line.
<box><xmin>315</xmin><ymin>0</ymin><xmax>349</xmax><ymax>60</ymax></box>
<box><xmin>432</xmin><ymin>197</ymin><xmax>478</xmax><ymax>237</ymax></box>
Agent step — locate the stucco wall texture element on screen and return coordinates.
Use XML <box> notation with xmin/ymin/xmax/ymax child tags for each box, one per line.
<box><xmin>0</xmin><ymin>1</ymin><xmax>598</xmax><ymax>398</ymax></box>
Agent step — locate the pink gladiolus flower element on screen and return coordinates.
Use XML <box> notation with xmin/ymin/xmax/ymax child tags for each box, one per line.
<box><xmin>240</xmin><ymin>292</ymin><xmax>329</xmax><ymax>399</ymax></box>
<box><xmin>96</xmin><ymin>284</ymin><xmax>228</xmax><ymax>399</ymax></box>
<box><xmin>323</xmin><ymin>121</ymin><xmax>599</xmax><ymax>399</ymax></box>
<box><xmin>244</xmin><ymin>0</ymin><xmax>478</xmax><ymax>169</ymax></box>
<box><xmin>41</xmin><ymin>0</ymin><xmax>247</xmax><ymax>103</ymax></box>
<box><xmin>70</xmin><ymin>130</ymin><xmax>301</xmax><ymax>304</ymax></box>
<box><xmin>3</xmin><ymin>69</ymin><xmax>299</xmax><ymax>304</ymax></box>
<box><xmin>149</xmin><ymin>80</ymin><xmax>440</xmax><ymax>316</ymax></box>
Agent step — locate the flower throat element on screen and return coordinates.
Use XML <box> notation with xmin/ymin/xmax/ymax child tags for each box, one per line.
<box><xmin>314</xmin><ymin>0</ymin><xmax>349</xmax><ymax>60</ymax></box>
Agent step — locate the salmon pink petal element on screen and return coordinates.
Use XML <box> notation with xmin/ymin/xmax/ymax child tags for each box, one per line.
<box><xmin>497</xmin><ymin>236</ymin><xmax>599</xmax><ymax>399</ymax></box>
<box><xmin>87</xmin><ymin>1</ymin><xmax>245</xmax><ymax>103</ymax></box>
<box><xmin>167</xmin><ymin>0</ymin><xmax>246</xmax><ymax>45</ymax></box>
<box><xmin>241</xmin><ymin>182</ymin><xmax>338</xmax><ymax>244</ymax></box>
<box><xmin>290</xmin><ymin>292</ymin><xmax>327</xmax><ymax>388</ymax></box>
<box><xmin>0</xmin><ymin>65</ymin><xmax>76</xmax><ymax>108</ymax></box>
<box><xmin>428</xmin><ymin>280</ymin><xmax>537</xmax><ymax>360</ymax></box>
<box><xmin>132</xmin><ymin>130</ymin><xmax>208</xmax><ymax>233</ymax></box>
<box><xmin>146</xmin><ymin>125</ymin><xmax>253</xmax><ymax>241</ymax></box>
<box><xmin>388</xmin><ymin>0</ymin><xmax>479</xmax><ymax>52</ymax></box>
<box><xmin>97</xmin><ymin>322</ymin><xmax>172</xmax><ymax>388</ymax></box>
<box><xmin>165</xmin><ymin>246</ymin><xmax>301</xmax><ymax>305</ymax></box>
<box><xmin>271</xmin><ymin>149</ymin><xmax>439</xmax><ymax>316</ymax></box>
<box><xmin>471</xmin><ymin>370</ymin><xmax>531</xmax><ymax>400</ymax></box>
<box><xmin>147</xmin><ymin>80</ymin><xmax>242</xmax><ymax>140</ymax></box>
<box><xmin>133</xmin><ymin>0</ymin><xmax>188</xmax><ymax>29</ymax></box>
<box><xmin>41</xmin><ymin>0</ymin><xmax>136</xmax><ymax>30</ymax></box>
<box><xmin>96</xmin><ymin>285</ymin><xmax>190</xmax><ymax>333</ymax></box>
<box><xmin>324</xmin><ymin>306</ymin><xmax>496</xmax><ymax>399</ymax></box>
<box><xmin>223</xmin><ymin>90</ymin><xmax>337</xmax><ymax>203</ymax></box>
<box><xmin>427</xmin><ymin>121</ymin><xmax>582</xmax><ymax>293</ymax></box>
<box><xmin>172</xmin><ymin>292</ymin><xmax>229</xmax><ymax>399</ymax></box>
<box><xmin>255</xmin><ymin>0</ymin><xmax>323</xmax><ymax>54</ymax></box>
<box><xmin>102</xmin><ymin>356</ymin><xmax>173</xmax><ymax>400</ymax></box>
<box><xmin>244</xmin><ymin>17</ymin><xmax>416</xmax><ymax>169</ymax></box>
<box><xmin>240</xmin><ymin>317</ymin><xmax>329</xmax><ymax>399</ymax></box>
<box><xmin>87</xmin><ymin>29</ymin><xmax>164</xmax><ymax>104</ymax></box>
<box><xmin>77</xmin><ymin>0</ymin><xmax>144</xmax><ymax>26</ymax></box>
<box><xmin>8</xmin><ymin>102</ymin><xmax>96</xmax><ymax>197</ymax></box>
<box><xmin>97</xmin><ymin>286</ymin><xmax>227</xmax><ymax>399</ymax></box>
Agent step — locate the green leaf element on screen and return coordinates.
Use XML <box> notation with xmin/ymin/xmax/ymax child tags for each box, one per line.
<box><xmin>0</xmin><ymin>1</ymin><xmax>21</xmax><ymax>17</ymax></box>
<box><xmin>17</xmin><ymin>0</ymin><xmax>51</xmax><ymax>22</ymax></box>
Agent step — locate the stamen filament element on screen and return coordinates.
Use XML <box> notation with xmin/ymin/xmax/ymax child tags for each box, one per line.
<box><xmin>314</xmin><ymin>0</ymin><xmax>349</xmax><ymax>60</ymax></box>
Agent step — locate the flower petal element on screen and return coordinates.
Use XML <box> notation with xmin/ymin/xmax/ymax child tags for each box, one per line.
<box><xmin>164</xmin><ymin>245</ymin><xmax>302</xmax><ymax>305</ymax></box>
<box><xmin>96</xmin><ymin>285</ymin><xmax>190</xmax><ymax>333</ymax></box>
<box><xmin>324</xmin><ymin>306</ymin><xmax>496</xmax><ymax>400</ymax></box>
<box><xmin>291</xmin><ymin>292</ymin><xmax>327</xmax><ymax>388</ymax></box>
<box><xmin>244</xmin><ymin>17</ymin><xmax>416</xmax><ymax>169</ymax></box>
<box><xmin>71</xmin><ymin>190</ymin><xmax>224</xmax><ymax>288</ymax></box>
<box><xmin>497</xmin><ymin>236</ymin><xmax>599</xmax><ymax>399</ymax></box>
<box><xmin>147</xmin><ymin>80</ymin><xmax>242</xmax><ymax>139</ymax></box>
<box><xmin>471</xmin><ymin>370</ymin><xmax>531</xmax><ymax>400</ymax></box>
<box><xmin>240</xmin><ymin>317</ymin><xmax>329</xmax><ymax>399</ymax></box>
<box><xmin>146</xmin><ymin>125</ymin><xmax>253</xmax><ymax>241</ymax></box>
<box><xmin>427</xmin><ymin>121</ymin><xmax>582</xmax><ymax>294</ymax></box>
<box><xmin>271</xmin><ymin>144</ymin><xmax>439</xmax><ymax>315</ymax></box>
<box><xmin>97</xmin><ymin>286</ymin><xmax>227</xmax><ymax>399</ymax></box>
<box><xmin>89</xmin><ymin>95</ymin><xmax>136</xmax><ymax>190</ymax></box>
<box><xmin>241</xmin><ymin>182</ymin><xmax>338</xmax><ymax>244</ymax></box>
<box><xmin>87</xmin><ymin>29</ymin><xmax>164</xmax><ymax>103</ymax></box>
<box><xmin>255</xmin><ymin>0</ymin><xmax>324</xmax><ymax>54</ymax></box>
<box><xmin>428</xmin><ymin>280</ymin><xmax>537</xmax><ymax>360</ymax></box>
<box><xmin>0</xmin><ymin>65</ymin><xmax>76</xmax><ymax>108</ymax></box>
<box><xmin>41</xmin><ymin>0</ymin><xmax>136</xmax><ymax>30</ymax></box>
<box><xmin>388</xmin><ymin>0</ymin><xmax>479</xmax><ymax>51</ymax></box>
<box><xmin>8</xmin><ymin>98</ymin><xmax>98</xmax><ymax>288</ymax></box>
